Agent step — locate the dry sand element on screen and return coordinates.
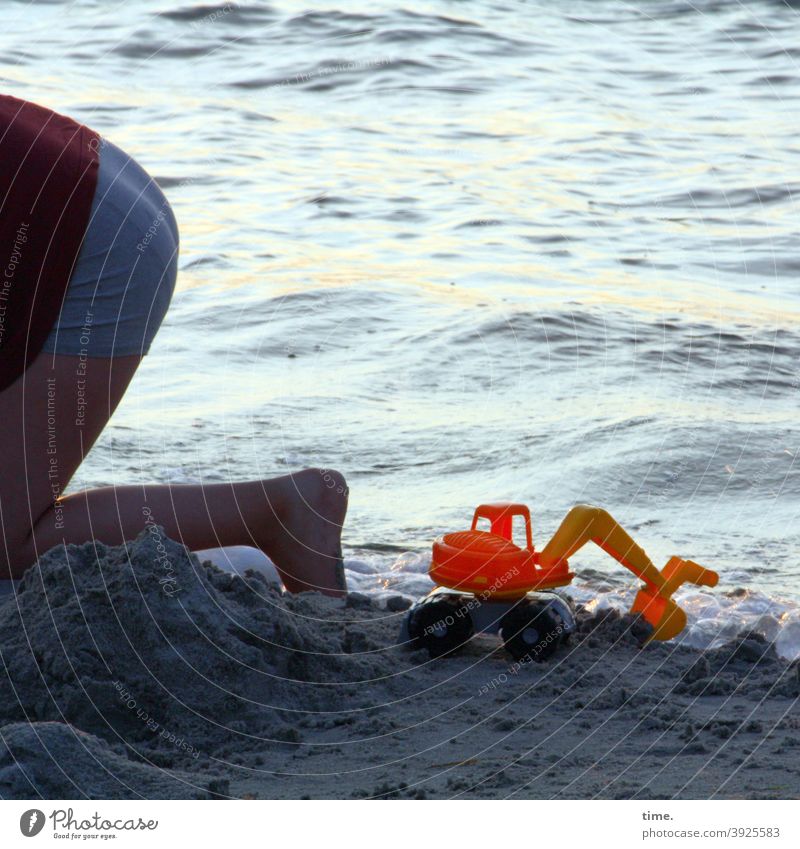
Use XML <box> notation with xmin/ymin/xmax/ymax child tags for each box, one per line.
<box><xmin>1</xmin><ymin>528</ymin><xmax>798</xmax><ymax>800</ymax></box>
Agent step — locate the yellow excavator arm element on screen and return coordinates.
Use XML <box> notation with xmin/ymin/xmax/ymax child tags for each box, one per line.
<box><xmin>538</xmin><ymin>505</ymin><xmax>719</xmax><ymax>641</ymax></box>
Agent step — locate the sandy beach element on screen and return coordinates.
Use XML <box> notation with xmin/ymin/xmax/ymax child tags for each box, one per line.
<box><xmin>1</xmin><ymin>529</ymin><xmax>797</xmax><ymax>800</ymax></box>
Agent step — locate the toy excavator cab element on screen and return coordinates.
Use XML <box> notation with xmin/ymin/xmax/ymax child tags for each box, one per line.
<box><xmin>429</xmin><ymin>503</ymin><xmax>574</xmax><ymax>599</ymax></box>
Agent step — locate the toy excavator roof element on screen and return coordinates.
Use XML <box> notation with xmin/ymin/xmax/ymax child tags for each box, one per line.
<box><xmin>470</xmin><ymin>502</ymin><xmax>533</xmax><ymax>550</ymax></box>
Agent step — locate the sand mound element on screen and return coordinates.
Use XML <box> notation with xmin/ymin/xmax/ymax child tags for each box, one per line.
<box><xmin>0</xmin><ymin>528</ymin><xmax>391</xmax><ymax>759</ymax></box>
<box><xmin>0</xmin><ymin>722</ymin><xmax>200</xmax><ymax>799</ymax></box>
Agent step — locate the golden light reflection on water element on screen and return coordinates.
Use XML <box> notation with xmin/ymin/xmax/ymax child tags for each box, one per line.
<box><xmin>161</xmin><ymin>91</ymin><xmax>799</xmax><ymax>334</ymax></box>
<box><xmin>174</xmin><ymin>228</ymin><xmax>800</xmax><ymax>331</ymax></box>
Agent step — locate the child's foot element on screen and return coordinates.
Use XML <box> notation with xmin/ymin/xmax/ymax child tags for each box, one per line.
<box><xmin>262</xmin><ymin>468</ymin><xmax>349</xmax><ymax>596</ymax></box>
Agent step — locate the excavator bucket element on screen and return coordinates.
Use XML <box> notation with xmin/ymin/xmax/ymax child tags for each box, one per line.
<box><xmin>630</xmin><ymin>556</ymin><xmax>719</xmax><ymax>642</ymax></box>
<box><xmin>630</xmin><ymin>592</ymin><xmax>687</xmax><ymax>642</ymax></box>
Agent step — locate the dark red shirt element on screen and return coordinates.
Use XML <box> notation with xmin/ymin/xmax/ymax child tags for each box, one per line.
<box><xmin>0</xmin><ymin>94</ymin><xmax>100</xmax><ymax>391</ymax></box>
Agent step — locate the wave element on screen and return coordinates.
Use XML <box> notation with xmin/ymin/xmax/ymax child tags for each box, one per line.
<box><xmin>655</xmin><ymin>183</ymin><xmax>799</xmax><ymax>210</ymax></box>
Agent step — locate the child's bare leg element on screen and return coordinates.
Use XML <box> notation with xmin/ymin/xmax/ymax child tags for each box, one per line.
<box><xmin>27</xmin><ymin>469</ymin><xmax>349</xmax><ymax>595</ymax></box>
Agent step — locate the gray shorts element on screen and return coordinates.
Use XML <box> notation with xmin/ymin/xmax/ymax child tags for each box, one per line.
<box><xmin>41</xmin><ymin>137</ymin><xmax>179</xmax><ymax>357</ymax></box>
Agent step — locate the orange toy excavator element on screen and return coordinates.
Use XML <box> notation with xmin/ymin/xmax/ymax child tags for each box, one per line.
<box><xmin>432</xmin><ymin>503</ymin><xmax>718</xmax><ymax>641</ymax></box>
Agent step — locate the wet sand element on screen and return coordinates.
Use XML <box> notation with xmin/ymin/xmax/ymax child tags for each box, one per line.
<box><xmin>1</xmin><ymin>530</ymin><xmax>798</xmax><ymax>799</ymax></box>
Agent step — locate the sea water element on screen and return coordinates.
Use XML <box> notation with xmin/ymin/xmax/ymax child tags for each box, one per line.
<box><xmin>3</xmin><ymin>0</ymin><xmax>799</xmax><ymax>656</ymax></box>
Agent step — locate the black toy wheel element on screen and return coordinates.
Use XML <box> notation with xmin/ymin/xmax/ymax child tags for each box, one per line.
<box><xmin>408</xmin><ymin>598</ymin><xmax>474</xmax><ymax>658</ymax></box>
<box><xmin>500</xmin><ymin>601</ymin><xmax>564</xmax><ymax>663</ymax></box>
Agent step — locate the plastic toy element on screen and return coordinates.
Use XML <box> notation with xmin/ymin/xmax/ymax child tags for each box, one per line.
<box><xmin>401</xmin><ymin>502</ymin><xmax>719</xmax><ymax>661</ymax></box>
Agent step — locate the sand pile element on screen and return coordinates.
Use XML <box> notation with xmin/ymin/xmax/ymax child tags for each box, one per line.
<box><xmin>0</xmin><ymin>528</ymin><xmax>390</xmax><ymax>760</ymax></box>
<box><xmin>0</xmin><ymin>722</ymin><xmax>199</xmax><ymax>799</ymax></box>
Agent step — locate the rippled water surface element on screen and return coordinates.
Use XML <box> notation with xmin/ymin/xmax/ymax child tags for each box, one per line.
<box><xmin>4</xmin><ymin>0</ymin><xmax>800</xmax><ymax>641</ymax></box>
